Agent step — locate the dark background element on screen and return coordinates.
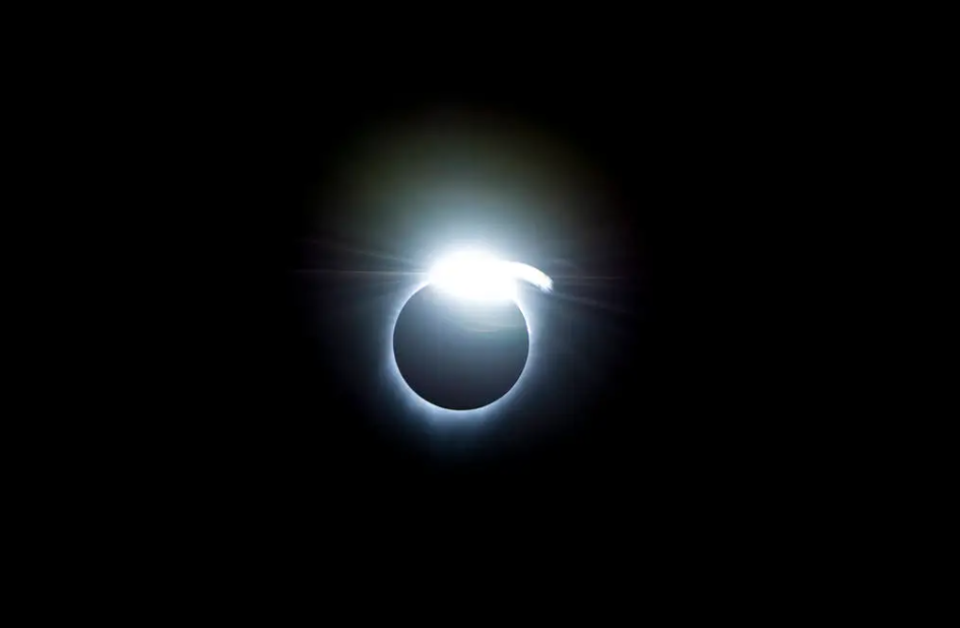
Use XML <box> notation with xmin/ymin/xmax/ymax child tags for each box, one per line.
<box><xmin>145</xmin><ymin>53</ymin><xmax>809</xmax><ymax>519</ymax></box>
<box><xmin>19</xmin><ymin>17</ymin><xmax>887</xmax><ymax>601</ymax></box>
<box><xmin>29</xmin><ymin>19</ymin><xmax>897</xmax><ymax>602</ymax></box>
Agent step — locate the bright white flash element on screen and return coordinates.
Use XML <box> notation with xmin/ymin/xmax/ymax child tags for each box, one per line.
<box><xmin>427</xmin><ymin>250</ymin><xmax>553</xmax><ymax>302</ymax></box>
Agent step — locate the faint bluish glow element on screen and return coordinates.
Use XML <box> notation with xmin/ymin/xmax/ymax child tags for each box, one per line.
<box><xmin>385</xmin><ymin>253</ymin><xmax>552</xmax><ymax>422</ymax></box>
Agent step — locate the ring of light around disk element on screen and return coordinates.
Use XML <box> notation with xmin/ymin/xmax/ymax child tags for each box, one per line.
<box><xmin>385</xmin><ymin>252</ymin><xmax>551</xmax><ymax>421</ymax></box>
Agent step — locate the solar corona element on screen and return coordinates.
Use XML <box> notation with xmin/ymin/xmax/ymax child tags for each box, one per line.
<box><xmin>386</xmin><ymin>249</ymin><xmax>553</xmax><ymax>420</ymax></box>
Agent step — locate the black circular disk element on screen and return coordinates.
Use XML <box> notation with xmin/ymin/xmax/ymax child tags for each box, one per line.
<box><xmin>393</xmin><ymin>285</ymin><xmax>530</xmax><ymax>410</ymax></box>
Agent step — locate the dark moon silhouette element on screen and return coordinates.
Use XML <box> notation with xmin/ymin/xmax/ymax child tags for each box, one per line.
<box><xmin>393</xmin><ymin>284</ymin><xmax>530</xmax><ymax>410</ymax></box>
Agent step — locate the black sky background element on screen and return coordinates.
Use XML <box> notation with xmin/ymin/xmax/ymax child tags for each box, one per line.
<box><xmin>134</xmin><ymin>48</ymin><xmax>819</xmax><ymax>525</ymax></box>
<box><xmin>18</xmin><ymin>16</ymin><xmax>898</xmax><ymax>599</ymax></box>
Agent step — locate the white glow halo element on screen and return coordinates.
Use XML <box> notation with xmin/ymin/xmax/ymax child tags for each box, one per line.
<box><xmin>384</xmin><ymin>250</ymin><xmax>552</xmax><ymax>421</ymax></box>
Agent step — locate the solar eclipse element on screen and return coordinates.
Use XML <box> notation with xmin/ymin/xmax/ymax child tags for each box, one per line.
<box><xmin>387</xmin><ymin>250</ymin><xmax>553</xmax><ymax>418</ymax></box>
